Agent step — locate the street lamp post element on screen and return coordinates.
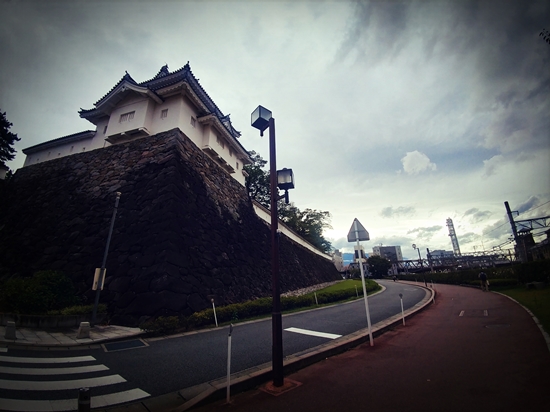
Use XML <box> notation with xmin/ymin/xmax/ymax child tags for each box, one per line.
<box><xmin>251</xmin><ymin>106</ymin><xmax>294</xmax><ymax>387</ymax></box>
<box><xmin>412</xmin><ymin>244</ymin><xmax>427</xmax><ymax>287</ymax></box>
<box><xmin>92</xmin><ymin>192</ymin><xmax>121</xmax><ymax>326</ymax></box>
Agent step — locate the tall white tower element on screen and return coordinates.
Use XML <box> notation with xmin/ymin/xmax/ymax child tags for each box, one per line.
<box><xmin>446</xmin><ymin>218</ymin><xmax>461</xmax><ymax>256</ymax></box>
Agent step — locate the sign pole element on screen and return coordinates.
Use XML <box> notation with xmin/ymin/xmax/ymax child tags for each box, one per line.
<box><xmin>354</xmin><ymin>220</ymin><xmax>373</xmax><ymax>346</ymax></box>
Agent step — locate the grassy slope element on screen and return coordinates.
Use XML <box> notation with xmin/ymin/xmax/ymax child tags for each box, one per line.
<box><xmin>498</xmin><ymin>287</ymin><xmax>550</xmax><ymax>335</ymax></box>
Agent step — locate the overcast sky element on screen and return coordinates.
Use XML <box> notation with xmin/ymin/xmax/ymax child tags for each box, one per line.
<box><xmin>1</xmin><ymin>0</ymin><xmax>549</xmax><ymax>259</ymax></box>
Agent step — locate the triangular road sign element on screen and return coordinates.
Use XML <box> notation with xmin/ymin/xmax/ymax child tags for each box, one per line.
<box><xmin>347</xmin><ymin>218</ymin><xmax>370</xmax><ymax>242</ymax></box>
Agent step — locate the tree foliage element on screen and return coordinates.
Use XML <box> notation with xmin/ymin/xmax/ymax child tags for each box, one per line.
<box><xmin>367</xmin><ymin>255</ymin><xmax>392</xmax><ymax>279</ymax></box>
<box><xmin>0</xmin><ymin>271</ymin><xmax>80</xmax><ymax>314</ymax></box>
<box><xmin>244</xmin><ymin>151</ymin><xmax>270</xmax><ymax>208</ymax></box>
<box><xmin>0</xmin><ymin>110</ymin><xmax>20</xmax><ymax>166</ymax></box>
<box><xmin>244</xmin><ymin>151</ymin><xmax>333</xmax><ymax>253</ymax></box>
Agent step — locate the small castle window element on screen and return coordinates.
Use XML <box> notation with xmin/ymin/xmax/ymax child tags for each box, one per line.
<box><xmin>161</xmin><ymin>109</ymin><xmax>168</xmax><ymax>119</ymax></box>
<box><xmin>70</xmin><ymin>146</ymin><xmax>74</xmax><ymax>152</ymax></box>
<box><xmin>103</xmin><ymin>125</ymin><xmax>108</xmax><ymax>134</ymax></box>
<box><xmin>190</xmin><ymin>117</ymin><xmax>196</xmax><ymax>127</ymax></box>
<box><xmin>216</xmin><ymin>136</ymin><xmax>225</xmax><ymax>149</ymax></box>
<box><xmin>119</xmin><ymin>111</ymin><xmax>135</xmax><ymax>123</ymax></box>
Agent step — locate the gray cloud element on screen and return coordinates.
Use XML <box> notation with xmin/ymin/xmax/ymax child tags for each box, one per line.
<box><xmin>463</xmin><ymin>208</ymin><xmax>492</xmax><ymax>223</ymax></box>
<box><xmin>407</xmin><ymin>225</ymin><xmax>443</xmax><ymax>241</ymax></box>
<box><xmin>380</xmin><ymin>206</ymin><xmax>416</xmax><ymax>218</ymax></box>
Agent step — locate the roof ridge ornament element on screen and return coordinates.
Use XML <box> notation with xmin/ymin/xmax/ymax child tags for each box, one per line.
<box><xmin>154</xmin><ymin>64</ymin><xmax>170</xmax><ymax>79</ymax></box>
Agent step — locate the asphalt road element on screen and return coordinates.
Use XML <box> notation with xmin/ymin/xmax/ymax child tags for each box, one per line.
<box><xmin>0</xmin><ymin>280</ymin><xmax>426</xmax><ymax>410</ymax></box>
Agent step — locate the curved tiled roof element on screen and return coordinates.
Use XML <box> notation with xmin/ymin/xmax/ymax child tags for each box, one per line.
<box><xmin>80</xmin><ymin>63</ymin><xmax>241</xmax><ymax>140</ymax></box>
<box><xmin>23</xmin><ymin>130</ymin><xmax>96</xmax><ymax>154</ymax></box>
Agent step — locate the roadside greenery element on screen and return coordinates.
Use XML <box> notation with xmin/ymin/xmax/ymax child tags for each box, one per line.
<box><xmin>47</xmin><ymin>304</ymin><xmax>107</xmax><ymax>316</ymax></box>
<box><xmin>397</xmin><ymin>260</ymin><xmax>550</xmax><ymax>287</ymax></box>
<box><xmin>140</xmin><ymin>279</ymin><xmax>380</xmax><ymax>335</ymax></box>
<box><xmin>0</xmin><ymin>270</ymin><xmax>80</xmax><ymax>314</ymax></box>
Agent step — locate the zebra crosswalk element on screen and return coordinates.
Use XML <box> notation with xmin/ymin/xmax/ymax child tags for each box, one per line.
<box><xmin>0</xmin><ymin>351</ymin><xmax>149</xmax><ymax>412</ymax></box>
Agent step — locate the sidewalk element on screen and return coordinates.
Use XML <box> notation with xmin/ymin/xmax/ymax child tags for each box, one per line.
<box><xmin>191</xmin><ymin>283</ymin><xmax>550</xmax><ymax>412</ymax></box>
<box><xmin>0</xmin><ymin>323</ymin><xmax>143</xmax><ymax>347</ymax></box>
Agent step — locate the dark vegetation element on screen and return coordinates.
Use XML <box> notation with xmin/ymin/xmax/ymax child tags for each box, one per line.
<box><xmin>0</xmin><ymin>270</ymin><xmax>106</xmax><ymax>316</ymax></box>
<box><xmin>396</xmin><ymin>260</ymin><xmax>550</xmax><ymax>287</ymax></box>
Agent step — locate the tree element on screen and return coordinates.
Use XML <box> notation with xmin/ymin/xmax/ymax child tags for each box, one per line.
<box><xmin>0</xmin><ymin>110</ymin><xmax>20</xmax><ymax>167</ymax></box>
<box><xmin>244</xmin><ymin>151</ymin><xmax>270</xmax><ymax>208</ymax></box>
<box><xmin>367</xmin><ymin>255</ymin><xmax>392</xmax><ymax>279</ymax></box>
<box><xmin>279</xmin><ymin>203</ymin><xmax>333</xmax><ymax>253</ymax></box>
<box><xmin>244</xmin><ymin>152</ymin><xmax>333</xmax><ymax>253</ymax></box>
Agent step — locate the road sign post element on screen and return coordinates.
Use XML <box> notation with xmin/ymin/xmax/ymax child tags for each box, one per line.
<box><xmin>347</xmin><ymin>218</ymin><xmax>373</xmax><ymax>346</ymax></box>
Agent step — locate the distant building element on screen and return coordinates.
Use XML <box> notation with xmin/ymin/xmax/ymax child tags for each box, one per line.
<box><xmin>332</xmin><ymin>249</ymin><xmax>344</xmax><ymax>272</ymax></box>
<box><xmin>429</xmin><ymin>250</ymin><xmax>454</xmax><ymax>258</ymax></box>
<box><xmin>372</xmin><ymin>245</ymin><xmax>402</xmax><ymax>263</ymax></box>
<box><xmin>22</xmin><ymin>63</ymin><xmax>251</xmax><ymax>185</ymax></box>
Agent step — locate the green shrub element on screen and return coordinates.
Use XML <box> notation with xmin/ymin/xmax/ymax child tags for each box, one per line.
<box><xmin>47</xmin><ymin>304</ymin><xmax>107</xmax><ymax>316</ymax></box>
<box><xmin>185</xmin><ymin>280</ymin><xmax>381</xmax><ymax>329</ymax></box>
<box><xmin>139</xmin><ymin>316</ymin><xmax>180</xmax><ymax>335</ymax></box>
<box><xmin>0</xmin><ymin>271</ymin><xmax>80</xmax><ymax>314</ymax></box>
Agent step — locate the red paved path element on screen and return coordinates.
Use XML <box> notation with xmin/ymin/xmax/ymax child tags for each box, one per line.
<box><xmin>194</xmin><ymin>284</ymin><xmax>550</xmax><ymax>412</ymax></box>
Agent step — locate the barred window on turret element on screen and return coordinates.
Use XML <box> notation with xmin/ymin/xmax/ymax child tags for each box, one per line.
<box><xmin>161</xmin><ymin>109</ymin><xmax>168</xmax><ymax>119</ymax></box>
<box><xmin>119</xmin><ymin>111</ymin><xmax>135</xmax><ymax>123</ymax></box>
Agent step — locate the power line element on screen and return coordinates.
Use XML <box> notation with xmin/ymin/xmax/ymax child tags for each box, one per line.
<box><xmin>521</xmin><ymin>199</ymin><xmax>550</xmax><ymax>215</ymax></box>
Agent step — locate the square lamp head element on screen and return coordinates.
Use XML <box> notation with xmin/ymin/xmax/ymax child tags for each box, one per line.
<box><xmin>251</xmin><ymin>105</ymin><xmax>272</xmax><ymax>136</ymax></box>
<box><xmin>277</xmin><ymin>168</ymin><xmax>295</xmax><ymax>191</ymax></box>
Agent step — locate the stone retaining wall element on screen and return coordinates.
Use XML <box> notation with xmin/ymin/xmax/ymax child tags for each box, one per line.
<box><xmin>0</xmin><ymin>128</ymin><xmax>341</xmax><ymax>325</ymax></box>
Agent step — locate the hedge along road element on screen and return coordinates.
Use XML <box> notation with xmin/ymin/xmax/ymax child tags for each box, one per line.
<box><xmin>13</xmin><ymin>280</ymin><xmax>425</xmax><ymax>399</ymax></box>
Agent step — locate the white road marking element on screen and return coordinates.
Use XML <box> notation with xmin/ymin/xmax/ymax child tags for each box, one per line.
<box><xmin>284</xmin><ymin>327</ymin><xmax>342</xmax><ymax>340</ymax></box>
<box><xmin>0</xmin><ymin>374</ymin><xmax>126</xmax><ymax>391</ymax></box>
<box><xmin>91</xmin><ymin>388</ymin><xmax>150</xmax><ymax>408</ymax></box>
<box><xmin>0</xmin><ymin>389</ymin><xmax>150</xmax><ymax>412</ymax></box>
<box><xmin>0</xmin><ymin>355</ymin><xmax>95</xmax><ymax>364</ymax></box>
<box><xmin>0</xmin><ymin>364</ymin><xmax>109</xmax><ymax>375</ymax></box>
<box><xmin>459</xmin><ymin>311</ymin><xmax>465</xmax><ymax>317</ymax></box>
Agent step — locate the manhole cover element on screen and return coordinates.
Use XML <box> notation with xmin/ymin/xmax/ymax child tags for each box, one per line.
<box><xmin>485</xmin><ymin>324</ymin><xmax>510</xmax><ymax>329</ymax></box>
<box><xmin>102</xmin><ymin>339</ymin><xmax>148</xmax><ymax>352</ymax></box>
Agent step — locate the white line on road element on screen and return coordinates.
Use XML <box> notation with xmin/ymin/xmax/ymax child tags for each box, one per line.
<box><xmin>459</xmin><ymin>311</ymin><xmax>465</xmax><ymax>317</ymax></box>
<box><xmin>284</xmin><ymin>327</ymin><xmax>342</xmax><ymax>340</ymax></box>
<box><xmin>0</xmin><ymin>389</ymin><xmax>150</xmax><ymax>412</ymax></box>
<box><xmin>0</xmin><ymin>364</ymin><xmax>109</xmax><ymax>375</ymax></box>
<box><xmin>0</xmin><ymin>374</ymin><xmax>126</xmax><ymax>391</ymax></box>
<box><xmin>0</xmin><ymin>355</ymin><xmax>95</xmax><ymax>364</ymax></box>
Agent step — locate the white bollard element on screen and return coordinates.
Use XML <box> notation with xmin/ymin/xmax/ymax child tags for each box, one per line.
<box><xmin>226</xmin><ymin>324</ymin><xmax>233</xmax><ymax>403</ymax></box>
<box><xmin>211</xmin><ymin>299</ymin><xmax>218</xmax><ymax>327</ymax></box>
<box><xmin>4</xmin><ymin>321</ymin><xmax>16</xmax><ymax>340</ymax></box>
<box><xmin>314</xmin><ymin>292</ymin><xmax>318</xmax><ymax>305</ymax></box>
<box><xmin>399</xmin><ymin>294</ymin><xmax>406</xmax><ymax>326</ymax></box>
<box><xmin>76</xmin><ymin>322</ymin><xmax>90</xmax><ymax>339</ymax></box>
<box><xmin>355</xmin><ymin>285</ymin><xmax>359</xmax><ymax>297</ymax></box>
